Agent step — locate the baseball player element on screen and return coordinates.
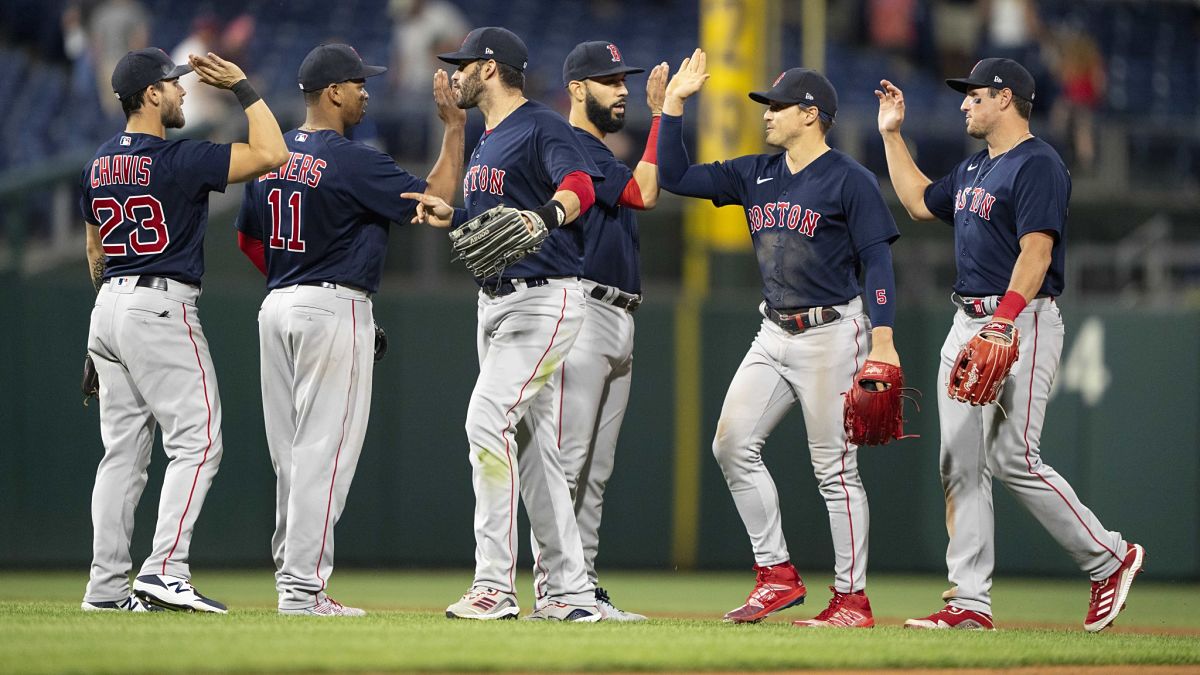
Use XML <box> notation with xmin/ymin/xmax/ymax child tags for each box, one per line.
<box><xmin>516</xmin><ymin>41</ymin><xmax>667</xmax><ymax>622</ymax></box>
<box><xmin>876</xmin><ymin>58</ymin><xmax>1144</xmax><ymax>632</ymax></box>
<box><xmin>658</xmin><ymin>51</ymin><xmax>903</xmax><ymax>628</ymax></box>
<box><xmin>233</xmin><ymin>44</ymin><xmax>465</xmax><ymax>616</ymax></box>
<box><xmin>80</xmin><ymin>48</ymin><xmax>288</xmax><ymax>612</ymax></box>
<box><xmin>402</xmin><ymin>26</ymin><xmax>603</xmax><ymax>621</ymax></box>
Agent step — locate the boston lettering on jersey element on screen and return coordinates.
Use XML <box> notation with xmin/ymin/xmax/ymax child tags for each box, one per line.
<box><xmin>747</xmin><ymin>201</ymin><xmax>822</xmax><ymax>236</ymax></box>
<box><xmin>259</xmin><ymin>149</ymin><xmax>326</xmax><ymax>188</ymax></box>
<box><xmin>953</xmin><ymin>187</ymin><xmax>997</xmax><ymax>221</ymax></box>
<box><xmin>463</xmin><ymin>164</ymin><xmax>505</xmax><ymax>198</ymax></box>
<box><xmin>90</xmin><ymin>153</ymin><xmax>152</xmax><ymax>188</ymax></box>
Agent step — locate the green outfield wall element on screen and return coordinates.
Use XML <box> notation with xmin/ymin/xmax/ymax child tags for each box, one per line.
<box><xmin>1</xmin><ymin>274</ymin><xmax>1196</xmax><ymax>580</ymax></box>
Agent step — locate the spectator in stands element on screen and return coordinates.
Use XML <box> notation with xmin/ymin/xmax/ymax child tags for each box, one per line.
<box><xmin>862</xmin><ymin>0</ymin><xmax>936</xmax><ymax>72</ymax></box>
<box><xmin>171</xmin><ymin>14</ymin><xmax>226</xmax><ymax>138</ymax></box>
<box><xmin>88</xmin><ymin>0</ymin><xmax>149</xmax><ymax>119</ymax></box>
<box><xmin>63</xmin><ymin>1</ymin><xmax>101</xmax><ymax>119</ymax></box>
<box><xmin>932</xmin><ymin>0</ymin><xmax>983</xmax><ymax>79</ymax></box>
<box><xmin>1050</xmin><ymin>29</ymin><xmax>1105</xmax><ymax>172</ymax></box>
<box><xmin>388</xmin><ymin>0</ymin><xmax>469</xmax><ymax>158</ymax></box>
<box><xmin>981</xmin><ymin>0</ymin><xmax>1042</xmax><ymax>56</ymax></box>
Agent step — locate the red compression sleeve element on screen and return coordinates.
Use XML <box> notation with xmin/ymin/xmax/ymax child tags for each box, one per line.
<box><xmin>993</xmin><ymin>290</ymin><xmax>1028</xmax><ymax>321</ymax></box>
<box><xmin>618</xmin><ymin>178</ymin><xmax>645</xmax><ymax>209</ymax></box>
<box><xmin>640</xmin><ymin>114</ymin><xmax>661</xmax><ymax>165</ymax></box>
<box><xmin>558</xmin><ymin>170</ymin><xmax>595</xmax><ymax>215</ymax></box>
<box><xmin>238</xmin><ymin>231</ymin><xmax>267</xmax><ymax>276</ymax></box>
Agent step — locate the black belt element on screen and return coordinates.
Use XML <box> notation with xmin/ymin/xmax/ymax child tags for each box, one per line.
<box><xmin>300</xmin><ymin>281</ymin><xmax>370</xmax><ymax>294</ymax></box>
<box><xmin>765</xmin><ymin>305</ymin><xmax>842</xmax><ymax>335</ymax></box>
<box><xmin>105</xmin><ymin>275</ymin><xmax>197</xmax><ymax>292</ymax></box>
<box><xmin>589</xmin><ymin>284</ymin><xmax>641</xmax><ymax>313</ymax></box>
<box><xmin>480</xmin><ymin>277</ymin><xmax>550</xmax><ymax>299</ymax></box>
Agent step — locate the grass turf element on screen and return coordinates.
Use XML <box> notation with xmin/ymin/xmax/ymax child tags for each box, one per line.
<box><xmin>1</xmin><ymin>570</ymin><xmax>1198</xmax><ymax>673</ymax></box>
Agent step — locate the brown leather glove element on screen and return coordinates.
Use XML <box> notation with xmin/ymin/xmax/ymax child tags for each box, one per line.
<box><xmin>947</xmin><ymin>320</ymin><xmax>1020</xmax><ymax>406</ymax></box>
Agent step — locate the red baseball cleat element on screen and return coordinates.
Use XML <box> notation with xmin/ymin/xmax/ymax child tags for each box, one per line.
<box><xmin>1084</xmin><ymin>543</ymin><xmax>1146</xmax><ymax>633</ymax></box>
<box><xmin>904</xmin><ymin>604</ymin><xmax>995</xmax><ymax>630</ymax></box>
<box><xmin>792</xmin><ymin>587</ymin><xmax>874</xmax><ymax>628</ymax></box>
<box><xmin>722</xmin><ymin>562</ymin><xmax>806</xmax><ymax>623</ymax></box>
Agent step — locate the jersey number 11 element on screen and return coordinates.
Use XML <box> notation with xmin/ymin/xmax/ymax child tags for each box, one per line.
<box><xmin>267</xmin><ymin>188</ymin><xmax>306</xmax><ymax>252</ymax></box>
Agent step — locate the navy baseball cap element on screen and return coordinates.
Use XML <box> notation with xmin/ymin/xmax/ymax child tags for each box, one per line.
<box><xmin>562</xmin><ymin>41</ymin><xmax>644</xmax><ymax>87</ymax></box>
<box><xmin>438</xmin><ymin>27</ymin><xmax>529</xmax><ymax>71</ymax></box>
<box><xmin>749</xmin><ymin>68</ymin><xmax>838</xmax><ymax>120</ymax></box>
<box><xmin>111</xmin><ymin>48</ymin><xmax>192</xmax><ymax>100</ymax></box>
<box><xmin>298</xmin><ymin>43</ymin><xmax>387</xmax><ymax>92</ymax></box>
<box><xmin>946</xmin><ymin>58</ymin><xmax>1036</xmax><ymax>101</ymax></box>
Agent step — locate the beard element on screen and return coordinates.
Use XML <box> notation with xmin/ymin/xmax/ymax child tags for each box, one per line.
<box><xmin>456</xmin><ymin>70</ymin><xmax>483</xmax><ymax>109</ymax></box>
<box><xmin>162</xmin><ymin>99</ymin><xmax>185</xmax><ymax>129</ymax></box>
<box><xmin>585</xmin><ymin>90</ymin><xmax>625</xmax><ymax>134</ymax></box>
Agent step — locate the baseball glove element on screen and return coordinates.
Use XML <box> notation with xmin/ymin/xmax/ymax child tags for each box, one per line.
<box><xmin>373</xmin><ymin>323</ymin><xmax>387</xmax><ymax>363</ymax></box>
<box><xmin>843</xmin><ymin>360</ymin><xmax>919</xmax><ymax>446</ymax></box>
<box><xmin>448</xmin><ymin>205</ymin><xmax>549</xmax><ymax>279</ymax></box>
<box><xmin>947</xmin><ymin>320</ymin><xmax>1020</xmax><ymax>406</ymax></box>
<box><xmin>82</xmin><ymin>353</ymin><xmax>99</xmax><ymax>407</ymax></box>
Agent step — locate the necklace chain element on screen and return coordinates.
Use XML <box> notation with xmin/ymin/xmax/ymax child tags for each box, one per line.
<box><xmin>971</xmin><ymin>132</ymin><xmax>1033</xmax><ymax>190</ymax></box>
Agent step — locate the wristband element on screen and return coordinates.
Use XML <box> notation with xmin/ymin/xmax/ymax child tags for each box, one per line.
<box><xmin>993</xmin><ymin>290</ymin><xmax>1028</xmax><ymax>321</ymax></box>
<box><xmin>231</xmin><ymin>79</ymin><xmax>261</xmax><ymax>109</ymax></box>
<box><xmin>532</xmin><ymin>199</ymin><xmax>566</xmax><ymax>229</ymax></box>
<box><xmin>641</xmin><ymin>114</ymin><xmax>661</xmax><ymax>165</ymax></box>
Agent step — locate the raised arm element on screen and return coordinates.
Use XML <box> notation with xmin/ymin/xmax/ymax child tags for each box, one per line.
<box><xmin>875</xmin><ymin>79</ymin><xmax>936</xmax><ymax>221</ymax></box>
<box><xmin>626</xmin><ymin>62</ymin><xmax>668</xmax><ymax>209</ymax></box>
<box><xmin>424</xmin><ymin>69</ymin><xmax>466</xmax><ymax>205</ymax></box>
<box><xmin>189</xmin><ymin>52</ymin><xmax>289</xmax><ymax>184</ymax></box>
<box><xmin>657</xmin><ymin>49</ymin><xmax>725</xmax><ymax>198</ymax></box>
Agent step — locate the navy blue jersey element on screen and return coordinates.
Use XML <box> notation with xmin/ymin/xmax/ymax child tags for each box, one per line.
<box><xmin>79</xmin><ymin>132</ymin><xmax>231</xmax><ymax>285</ymax></box>
<box><xmin>458</xmin><ymin>100</ymin><xmax>601</xmax><ymax>282</ymax></box>
<box><xmin>574</xmin><ymin>128</ymin><xmax>640</xmax><ymax>295</ymax></box>
<box><xmin>924</xmin><ymin>137</ymin><xmax>1069</xmax><ymax>297</ymax></box>
<box><xmin>234</xmin><ymin>129</ymin><xmax>427</xmax><ymax>293</ymax></box>
<box><xmin>700</xmin><ymin>149</ymin><xmax>899</xmax><ymax>310</ymax></box>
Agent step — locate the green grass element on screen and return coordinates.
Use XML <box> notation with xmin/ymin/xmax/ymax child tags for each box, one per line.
<box><xmin>1</xmin><ymin>570</ymin><xmax>1198</xmax><ymax>673</ymax></box>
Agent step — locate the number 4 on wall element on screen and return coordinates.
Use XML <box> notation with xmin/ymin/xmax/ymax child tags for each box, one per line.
<box><xmin>1051</xmin><ymin>317</ymin><xmax>1111</xmax><ymax>407</ymax></box>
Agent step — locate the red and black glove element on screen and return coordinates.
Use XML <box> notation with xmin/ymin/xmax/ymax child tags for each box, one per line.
<box><xmin>843</xmin><ymin>360</ymin><xmax>918</xmax><ymax>446</ymax></box>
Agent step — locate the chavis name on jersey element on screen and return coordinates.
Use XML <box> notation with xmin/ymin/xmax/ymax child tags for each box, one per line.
<box><xmin>747</xmin><ymin>201</ymin><xmax>822</xmax><ymax>236</ymax></box>
<box><xmin>462</xmin><ymin>164</ymin><xmax>506</xmax><ymax>200</ymax></box>
<box><xmin>953</xmin><ymin>187</ymin><xmax>996</xmax><ymax>220</ymax></box>
<box><xmin>90</xmin><ymin>154</ymin><xmax>152</xmax><ymax>188</ymax></box>
<box><xmin>259</xmin><ymin>151</ymin><xmax>326</xmax><ymax>188</ymax></box>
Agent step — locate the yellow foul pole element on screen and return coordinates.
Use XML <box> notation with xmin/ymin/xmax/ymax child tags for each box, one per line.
<box><xmin>672</xmin><ymin>0</ymin><xmax>778</xmax><ymax>569</ymax></box>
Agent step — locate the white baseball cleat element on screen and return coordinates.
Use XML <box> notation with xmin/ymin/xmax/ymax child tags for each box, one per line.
<box><xmin>523</xmin><ymin>601</ymin><xmax>602</xmax><ymax>622</ymax></box>
<box><xmin>81</xmin><ymin>595</ymin><xmax>163</xmax><ymax>612</ymax></box>
<box><xmin>445</xmin><ymin>586</ymin><xmax>520</xmax><ymax>620</ymax></box>
<box><xmin>133</xmin><ymin>574</ymin><xmax>227</xmax><ymax>613</ymax></box>
<box><xmin>279</xmin><ymin>596</ymin><xmax>366</xmax><ymax>617</ymax></box>
<box><xmin>595</xmin><ymin>587</ymin><xmax>647</xmax><ymax>622</ymax></box>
